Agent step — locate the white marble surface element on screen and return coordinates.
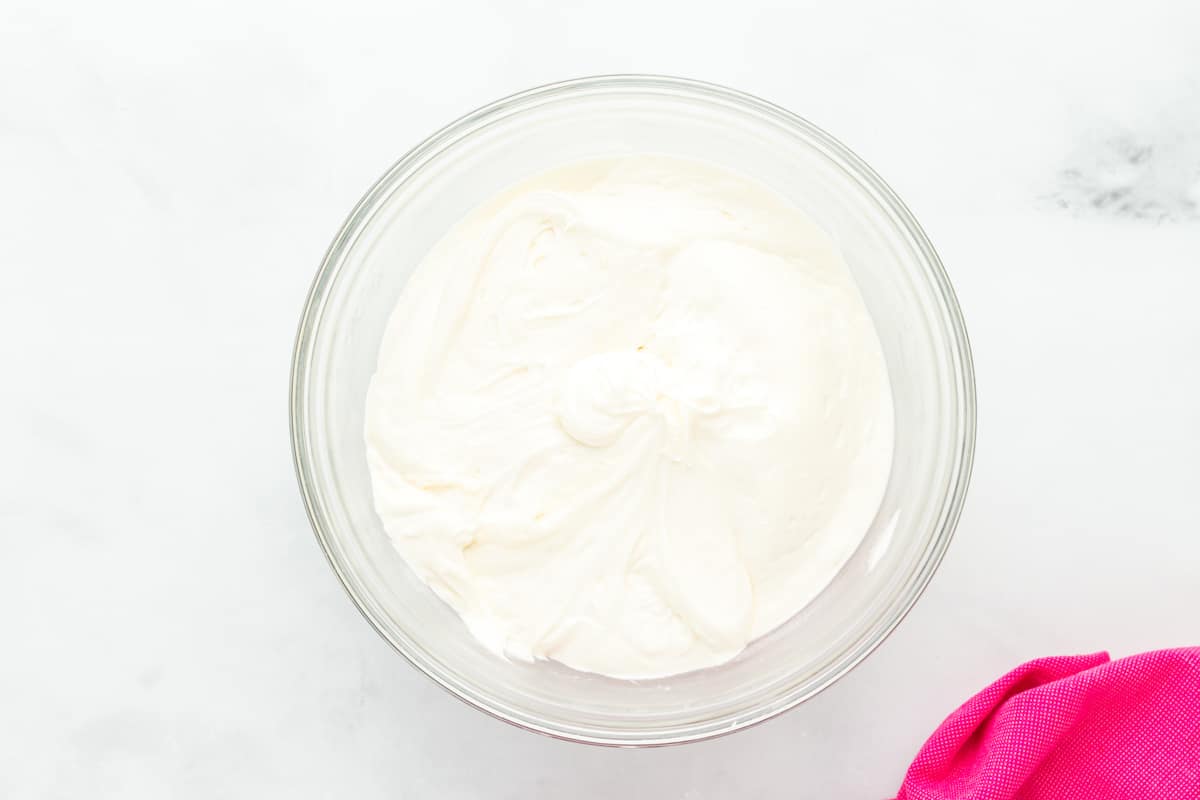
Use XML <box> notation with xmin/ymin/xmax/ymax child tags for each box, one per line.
<box><xmin>3</xmin><ymin>0</ymin><xmax>1199</xmax><ymax>796</ymax></box>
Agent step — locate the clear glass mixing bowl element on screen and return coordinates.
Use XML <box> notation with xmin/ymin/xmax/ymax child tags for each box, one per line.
<box><xmin>290</xmin><ymin>75</ymin><xmax>976</xmax><ymax>746</ymax></box>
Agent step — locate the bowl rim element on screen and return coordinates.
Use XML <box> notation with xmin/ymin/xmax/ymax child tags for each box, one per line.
<box><xmin>290</xmin><ymin>73</ymin><xmax>977</xmax><ymax>747</ymax></box>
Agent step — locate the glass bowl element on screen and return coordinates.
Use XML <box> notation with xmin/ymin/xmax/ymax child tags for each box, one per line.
<box><xmin>290</xmin><ymin>75</ymin><xmax>975</xmax><ymax>746</ymax></box>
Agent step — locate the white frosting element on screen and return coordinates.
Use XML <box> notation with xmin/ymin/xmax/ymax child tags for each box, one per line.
<box><xmin>365</xmin><ymin>156</ymin><xmax>893</xmax><ymax>679</ymax></box>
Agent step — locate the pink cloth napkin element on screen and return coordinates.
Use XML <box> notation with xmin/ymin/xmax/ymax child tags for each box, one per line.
<box><xmin>896</xmin><ymin>648</ymin><xmax>1200</xmax><ymax>800</ymax></box>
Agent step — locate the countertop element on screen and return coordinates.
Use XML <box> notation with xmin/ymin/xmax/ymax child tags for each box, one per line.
<box><xmin>3</xmin><ymin>0</ymin><xmax>1198</xmax><ymax>796</ymax></box>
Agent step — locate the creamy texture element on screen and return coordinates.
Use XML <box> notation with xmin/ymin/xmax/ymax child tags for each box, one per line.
<box><xmin>365</xmin><ymin>157</ymin><xmax>893</xmax><ymax>679</ymax></box>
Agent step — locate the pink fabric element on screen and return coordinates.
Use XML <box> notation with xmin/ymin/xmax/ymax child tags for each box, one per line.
<box><xmin>896</xmin><ymin>648</ymin><xmax>1200</xmax><ymax>800</ymax></box>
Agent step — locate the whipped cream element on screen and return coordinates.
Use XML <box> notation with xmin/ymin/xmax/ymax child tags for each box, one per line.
<box><xmin>365</xmin><ymin>156</ymin><xmax>893</xmax><ymax>679</ymax></box>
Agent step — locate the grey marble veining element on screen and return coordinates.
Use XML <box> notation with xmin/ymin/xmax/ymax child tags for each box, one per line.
<box><xmin>1050</xmin><ymin>125</ymin><xmax>1200</xmax><ymax>221</ymax></box>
